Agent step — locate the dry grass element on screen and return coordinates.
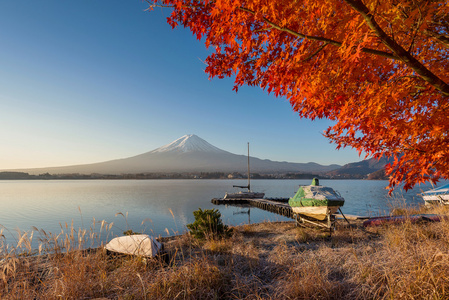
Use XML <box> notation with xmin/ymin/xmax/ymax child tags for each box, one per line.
<box><xmin>2</xmin><ymin>205</ymin><xmax>449</xmax><ymax>299</ymax></box>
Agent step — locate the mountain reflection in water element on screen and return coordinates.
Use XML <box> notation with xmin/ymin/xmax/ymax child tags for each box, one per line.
<box><xmin>0</xmin><ymin>179</ymin><xmax>431</xmax><ymax>247</ymax></box>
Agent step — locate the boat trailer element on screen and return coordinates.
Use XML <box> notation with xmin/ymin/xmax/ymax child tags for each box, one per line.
<box><xmin>293</xmin><ymin>208</ymin><xmax>350</xmax><ymax>232</ymax></box>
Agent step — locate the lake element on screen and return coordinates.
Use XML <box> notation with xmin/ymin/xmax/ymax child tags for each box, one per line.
<box><xmin>0</xmin><ymin>179</ymin><xmax>434</xmax><ymax>248</ymax></box>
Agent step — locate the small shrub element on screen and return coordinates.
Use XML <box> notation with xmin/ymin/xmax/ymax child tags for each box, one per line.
<box><xmin>187</xmin><ymin>208</ymin><xmax>231</xmax><ymax>240</ymax></box>
<box><xmin>123</xmin><ymin>229</ymin><xmax>139</xmax><ymax>236</ymax></box>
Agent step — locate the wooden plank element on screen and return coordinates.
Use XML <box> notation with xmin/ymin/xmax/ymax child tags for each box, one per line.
<box><xmin>211</xmin><ymin>197</ymin><xmax>294</xmax><ymax>219</ymax></box>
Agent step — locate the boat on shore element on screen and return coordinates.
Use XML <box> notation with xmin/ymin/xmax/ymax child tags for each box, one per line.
<box><xmin>104</xmin><ymin>234</ymin><xmax>163</xmax><ymax>257</ymax></box>
<box><xmin>224</xmin><ymin>142</ymin><xmax>265</xmax><ymax>199</ymax></box>
<box><xmin>288</xmin><ymin>178</ymin><xmax>345</xmax><ymax>221</ymax></box>
<box><xmin>421</xmin><ymin>183</ymin><xmax>449</xmax><ymax>205</ymax></box>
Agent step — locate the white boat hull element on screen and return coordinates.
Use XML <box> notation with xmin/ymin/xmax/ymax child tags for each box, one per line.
<box><xmin>423</xmin><ymin>195</ymin><xmax>449</xmax><ymax>205</ymax></box>
<box><xmin>104</xmin><ymin>234</ymin><xmax>162</xmax><ymax>257</ymax></box>
<box><xmin>291</xmin><ymin>206</ymin><xmax>340</xmax><ymax>221</ymax></box>
<box><xmin>421</xmin><ymin>184</ymin><xmax>449</xmax><ymax>205</ymax></box>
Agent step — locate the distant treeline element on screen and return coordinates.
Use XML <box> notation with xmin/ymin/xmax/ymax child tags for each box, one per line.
<box><xmin>0</xmin><ymin>171</ymin><xmax>330</xmax><ymax>180</ymax></box>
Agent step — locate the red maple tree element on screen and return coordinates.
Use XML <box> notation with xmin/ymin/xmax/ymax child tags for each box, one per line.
<box><xmin>146</xmin><ymin>0</ymin><xmax>449</xmax><ymax>191</ymax></box>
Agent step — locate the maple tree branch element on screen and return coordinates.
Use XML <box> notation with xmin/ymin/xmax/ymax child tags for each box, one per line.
<box><xmin>424</xmin><ymin>12</ymin><xmax>449</xmax><ymax>48</ymax></box>
<box><xmin>302</xmin><ymin>42</ymin><xmax>329</xmax><ymax>61</ymax></box>
<box><xmin>343</xmin><ymin>0</ymin><xmax>449</xmax><ymax>97</ymax></box>
<box><xmin>407</xmin><ymin>9</ymin><xmax>423</xmax><ymax>53</ymax></box>
<box><xmin>145</xmin><ymin>1</ymin><xmax>204</xmax><ymax>10</ymax></box>
<box><xmin>148</xmin><ymin>1</ymin><xmax>448</xmax><ymax>95</ymax></box>
<box><xmin>425</xmin><ymin>30</ymin><xmax>449</xmax><ymax>48</ymax></box>
<box><xmin>435</xmin><ymin>35</ymin><xmax>449</xmax><ymax>48</ymax></box>
<box><xmin>237</xmin><ymin>7</ymin><xmax>399</xmax><ymax>60</ymax></box>
<box><xmin>147</xmin><ymin>1</ymin><xmax>399</xmax><ymax>60</ymax></box>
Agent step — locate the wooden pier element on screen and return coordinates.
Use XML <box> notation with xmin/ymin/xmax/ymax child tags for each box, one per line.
<box><xmin>211</xmin><ymin>197</ymin><xmax>356</xmax><ymax>231</ymax></box>
<box><xmin>211</xmin><ymin>197</ymin><xmax>295</xmax><ymax>219</ymax></box>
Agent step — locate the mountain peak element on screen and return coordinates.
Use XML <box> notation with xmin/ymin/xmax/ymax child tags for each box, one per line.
<box><xmin>152</xmin><ymin>134</ymin><xmax>229</xmax><ymax>154</ymax></box>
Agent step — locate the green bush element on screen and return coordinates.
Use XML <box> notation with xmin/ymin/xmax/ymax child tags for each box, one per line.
<box><xmin>123</xmin><ymin>229</ymin><xmax>139</xmax><ymax>236</ymax></box>
<box><xmin>187</xmin><ymin>208</ymin><xmax>231</xmax><ymax>240</ymax></box>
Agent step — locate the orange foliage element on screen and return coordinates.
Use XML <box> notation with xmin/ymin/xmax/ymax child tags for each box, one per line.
<box><xmin>147</xmin><ymin>0</ymin><xmax>449</xmax><ymax>191</ymax></box>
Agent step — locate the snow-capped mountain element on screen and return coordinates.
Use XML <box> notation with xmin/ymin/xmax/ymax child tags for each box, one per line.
<box><xmin>151</xmin><ymin>134</ymin><xmax>230</xmax><ymax>154</ymax></box>
<box><xmin>5</xmin><ymin>134</ymin><xmax>341</xmax><ymax>175</ymax></box>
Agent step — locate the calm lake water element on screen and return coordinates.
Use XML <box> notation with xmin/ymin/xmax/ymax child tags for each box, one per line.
<box><xmin>0</xmin><ymin>179</ymin><xmax>437</xmax><ymax>248</ymax></box>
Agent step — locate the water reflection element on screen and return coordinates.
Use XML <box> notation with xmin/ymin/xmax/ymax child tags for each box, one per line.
<box><xmin>0</xmin><ymin>179</ymin><xmax>443</xmax><ymax>248</ymax></box>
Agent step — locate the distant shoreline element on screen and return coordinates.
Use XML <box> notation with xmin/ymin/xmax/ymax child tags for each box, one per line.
<box><xmin>0</xmin><ymin>171</ymin><xmax>381</xmax><ymax>180</ymax></box>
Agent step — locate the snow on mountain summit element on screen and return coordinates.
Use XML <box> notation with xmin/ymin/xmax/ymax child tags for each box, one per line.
<box><xmin>152</xmin><ymin>134</ymin><xmax>229</xmax><ymax>154</ymax></box>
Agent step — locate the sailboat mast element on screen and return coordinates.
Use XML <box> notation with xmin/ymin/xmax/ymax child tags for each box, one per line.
<box><xmin>247</xmin><ymin>142</ymin><xmax>250</xmax><ymax>192</ymax></box>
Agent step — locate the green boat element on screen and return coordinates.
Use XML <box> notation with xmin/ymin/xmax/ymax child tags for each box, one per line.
<box><xmin>288</xmin><ymin>178</ymin><xmax>345</xmax><ymax>221</ymax></box>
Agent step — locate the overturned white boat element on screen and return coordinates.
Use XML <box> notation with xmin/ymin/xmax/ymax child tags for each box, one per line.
<box><xmin>104</xmin><ymin>234</ymin><xmax>163</xmax><ymax>257</ymax></box>
<box><xmin>422</xmin><ymin>183</ymin><xmax>449</xmax><ymax>205</ymax></box>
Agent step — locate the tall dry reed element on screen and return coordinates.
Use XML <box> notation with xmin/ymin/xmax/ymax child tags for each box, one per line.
<box><xmin>2</xmin><ymin>206</ymin><xmax>449</xmax><ymax>299</ymax></box>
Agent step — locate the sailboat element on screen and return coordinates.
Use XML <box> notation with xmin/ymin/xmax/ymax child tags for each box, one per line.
<box><xmin>223</xmin><ymin>143</ymin><xmax>265</xmax><ymax>199</ymax></box>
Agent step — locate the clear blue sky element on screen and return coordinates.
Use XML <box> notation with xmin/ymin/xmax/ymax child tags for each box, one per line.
<box><xmin>0</xmin><ymin>0</ymin><xmax>363</xmax><ymax>169</ymax></box>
